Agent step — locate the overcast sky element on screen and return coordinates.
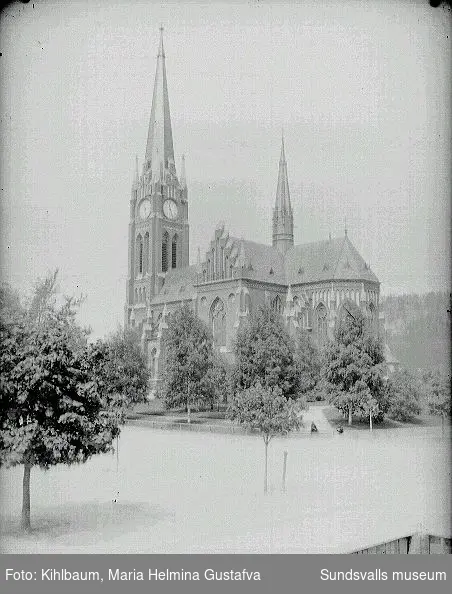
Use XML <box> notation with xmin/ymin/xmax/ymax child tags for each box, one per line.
<box><xmin>1</xmin><ymin>0</ymin><xmax>451</xmax><ymax>338</ymax></box>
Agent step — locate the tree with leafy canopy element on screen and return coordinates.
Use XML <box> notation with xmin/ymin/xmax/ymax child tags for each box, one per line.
<box><xmin>93</xmin><ymin>326</ymin><xmax>150</xmax><ymax>411</ymax></box>
<box><xmin>0</xmin><ymin>272</ymin><xmax>123</xmax><ymax>531</ymax></box>
<box><xmin>422</xmin><ymin>370</ymin><xmax>451</xmax><ymax>432</ymax></box>
<box><xmin>385</xmin><ymin>369</ymin><xmax>422</xmax><ymax>422</ymax></box>
<box><xmin>200</xmin><ymin>352</ymin><xmax>230</xmax><ymax>409</ymax></box>
<box><xmin>228</xmin><ymin>382</ymin><xmax>302</xmax><ymax>493</ymax></box>
<box><xmin>323</xmin><ymin>302</ymin><xmax>387</xmax><ymax>426</ymax></box>
<box><xmin>161</xmin><ymin>304</ymin><xmax>216</xmax><ymax>422</ymax></box>
<box><xmin>294</xmin><ymin>328</ymin><xmax>322</xmax><ymax>400</ymax></box>
<box><xmin>232</xmin><ymin>305</ymin><xmax>301</xmax><ymax>400</ymax></box>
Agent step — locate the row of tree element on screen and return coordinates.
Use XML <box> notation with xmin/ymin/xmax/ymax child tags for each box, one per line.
<box><xmin>2</xmin><ymin>272</ymin><xmax>450</xmax><ymax>517</ymax></box>
<box><xmin>160</xmin><ymin>300</ymin><xmax>450</xmax><ymax>430</ymax></box>
<box><xmin>159</xmin><ymin>300</ymin><xmax>450</xmax><ymax>491</ymax></box>
<box><xmin>0</xmin><ymin>272</ymin><xmax>149</xmax><ymax>530</ymax></box>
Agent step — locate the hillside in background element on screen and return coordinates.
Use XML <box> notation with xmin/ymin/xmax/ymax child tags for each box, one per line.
<box><xmin>381</xmin><ymin>292</ymin><xmax>451</xmax><ymax>372</ymax></box>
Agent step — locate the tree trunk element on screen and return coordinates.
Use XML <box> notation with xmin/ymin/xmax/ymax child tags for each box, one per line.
<box><xmin>264</xmin><ymin>439</ymin><xmax>269</xmax><ymax>494</ymax></box>
<box><xmin>281</xmin><ymin>450</ymin><xmax>288</xmax><ymax>493</ymax></box>
<box><xmin>369</xmin><ymin>410</ymin><xmax>373</xmax><ymax>432</ymax></box>
<box><xmin>21</xmin><ymin>463</ymin><xmax>32</xmax><ymax>531</ymax></box>
<box><xmin>187</xmin><ymin>383</ymin><xmax>191</xmax><ymax>424</ymax></box>
<box><xmin>348</xmin><ymin>406</ymin><xmax>352</xmax><ymax>426</ymax></box>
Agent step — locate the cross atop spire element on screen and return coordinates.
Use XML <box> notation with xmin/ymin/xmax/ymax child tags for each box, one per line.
<box><xmin>145</xmin><ymin>27</ymin><xmax>176</xmax><ymax>182</ymax></box>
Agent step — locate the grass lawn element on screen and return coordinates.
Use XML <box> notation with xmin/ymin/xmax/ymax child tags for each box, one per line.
<box><xmin>322</xmin><ymin>405</ymin><xmax>450</xmax><ymax>431</ymax></box>
<box><xmin>129</xmin><ymin>400</ymin><xmax>229</xmax><ymax>424</ymax></box>
<box><xmin>1</xmin><ymin>424</ymin><xmax>449</xmax><ymax>554</ymax></box>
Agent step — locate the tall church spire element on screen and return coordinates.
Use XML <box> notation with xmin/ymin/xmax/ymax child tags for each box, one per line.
<box><xmin>180</xmin><ymin>154</ymin><xmax>187</xmax><ymax>189</ymax></box>
<box><xmin>145</xmin><ymin>26</ymin><xmax>176</xmax><ymax>181</ymax></box>
<box><xmin>272</xmin><ymin>132</ymin><xmax>294</xmax><ymax>254</ymax></box>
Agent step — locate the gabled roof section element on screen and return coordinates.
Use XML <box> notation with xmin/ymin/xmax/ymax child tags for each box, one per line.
<box><xmin>285</xmin><ymin>235</ymin><xmax>379</xmax><ymax>285</ymax></box>
<box><xmin>230</xmin><ymin>238</ymin><xmax>286</xmax><ymax>284</ymax></box>
<box><xmin>145</xmin><ymin>27</ymin><xmax>176</xmax><ymax>181</ymax></box>
<box><xmin>151</xmin><ymin>265</ymin><xmax>198</xmax><ymax>305</ymax></box>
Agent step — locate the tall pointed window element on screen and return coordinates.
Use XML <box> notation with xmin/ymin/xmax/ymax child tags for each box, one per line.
<box><xmin>162</xmin><ymin>231</ymin><xmax>169</xmax><ymax>272</ymax></box>
<box><xmin>136</xmin><ymin>235</ymin><xmax>143</xmax><ymax>275</ymax></box>
<box><xmin>210</xmin><ymin>297</ymin><xmax>226</xmax><ymax>347</ymax></box>
<box><xmin>316</xmin><ymin>303</ymin><xmax>328</xmax><ymax>346</ymax></box>
<box><xmin>144</xmin><ymin>233</ymin><xmax>150</xmax><ymax>274</ymax></box>
<box><xmin>271</xmin><ymin>295</ymin><xmax>282</xmax><ymax>314</ymax></box>
<box><xmin>172</xmin><ymin>234</ymin><xmax>178</xmax><ymax>269</ymax></box>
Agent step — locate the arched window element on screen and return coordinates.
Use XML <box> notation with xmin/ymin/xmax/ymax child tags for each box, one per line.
<box><xmin>272</xmin><ymin>295</ymin><xmax>282</xmax><ymax>314</ymax></box>
<box><xmin>144</xmin><ymin>233</ymin><xmax>149</xmax><ymax>274</ymax></box>
<box><xmin>172</xmin><ymin>234</ymin><xmax>178</xmax><ymax>269</ymax></box>
<box><xmin>245</xmin><ymin>293</ymin><xmax>251</xmax><ymax>314</ymax></box>
<box><xmin>162</xmin><ymin>231</ymin><xmax>169</xmax><ymax>272</ymax></box>
<box><xmin>136</xmin><ymin>234</ymin><xmax>143</xmax><ymax>275</ymax></box>
<box><xmin>316</xmin><ymin>303</ymin><xmax>328</xmax><ymax>346</ymax></box>
<box><xmin>210</xmin><ymin>297</ymin><xmax>226</xmax><ymax>347</ymax></box>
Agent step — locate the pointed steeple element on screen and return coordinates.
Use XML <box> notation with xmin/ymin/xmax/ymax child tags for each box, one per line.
<box><xmin>180</xmin><ymin>154</ymin><xmax>187</xmax><ymax>189</ymax></box>
<box><xmin>145</xmin><ymin>26</ymin><xmax>176</xmax><ymax>181</ymax></box>
<box><xmin>132</xmin><ymin>155</ymin><xmax>139</xmax><ymax>189</ymax></box>
<box><xmin>272</xmin><ymin>132</ymin><xmax>294</xmax><ymax>254</ymax></box>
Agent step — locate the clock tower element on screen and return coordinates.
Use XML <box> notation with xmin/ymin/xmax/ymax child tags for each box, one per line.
<box><xmin>125</xmin><ymin>28</ymin><xmax>189</xmax><ymax>328</ymax></box>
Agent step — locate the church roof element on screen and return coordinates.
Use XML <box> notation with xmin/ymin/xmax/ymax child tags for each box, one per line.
<box><xmin>285</xmin><ymin>235</ymin><xmax>379</xmax><ymax>285</ymax></box>
<box><xmin>231</xmin><ymin>239</ymin><xmax>286</xmax><ymax>284</ymax></box>
<box><xmin>151</xmin><ymin>265</ymin><xmax>198</xmax><ymax>305</ymax></box>
<box><xmin>152</xmin><ymin>234</ymin><xmax>378</xmax><ymax>306</ymax></box>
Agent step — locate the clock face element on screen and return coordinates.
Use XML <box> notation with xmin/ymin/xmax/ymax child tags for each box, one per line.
<box><xmin>163</xmin><ymin>199</ymin><xmax>178</xmax><ymax>220</ymax></box>
<box><xmin>139</xmin><ymin>199</ymin><xmax>151</xmax><ymax>220</ymax></box>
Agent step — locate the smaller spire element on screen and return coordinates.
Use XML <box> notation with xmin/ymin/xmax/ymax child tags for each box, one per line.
<box><xmin>344</xmin><ymin>216</ymin><xmax>348</xmax><ymax>237</ymax></box>
<box><xmin>272</xmin><ymin>131</ymin><xmax>294</xmax><ymax>253</ymax></box>
<box><xmin>180</xmin><ymin>154</ymin><xmax>187</xmax><ymax>189</ymax></box>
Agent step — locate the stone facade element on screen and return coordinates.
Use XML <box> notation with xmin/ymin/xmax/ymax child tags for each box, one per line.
<box><xmin>124</xmin><ymin>30</ymin><xmax>381</xmax><ymax>395</ymax></box>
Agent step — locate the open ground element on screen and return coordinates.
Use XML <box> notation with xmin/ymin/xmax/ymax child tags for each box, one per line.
<box><xmin>1</xmin><ymin>418</ymin><xmax>450</xmax><ymax>554</ymax></box>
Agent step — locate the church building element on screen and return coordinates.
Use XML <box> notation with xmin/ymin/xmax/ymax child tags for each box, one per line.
<box><xmin>125</xmin><ymin>30</ymin><xmax>381</xmax><ymax>394</ymax></box>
